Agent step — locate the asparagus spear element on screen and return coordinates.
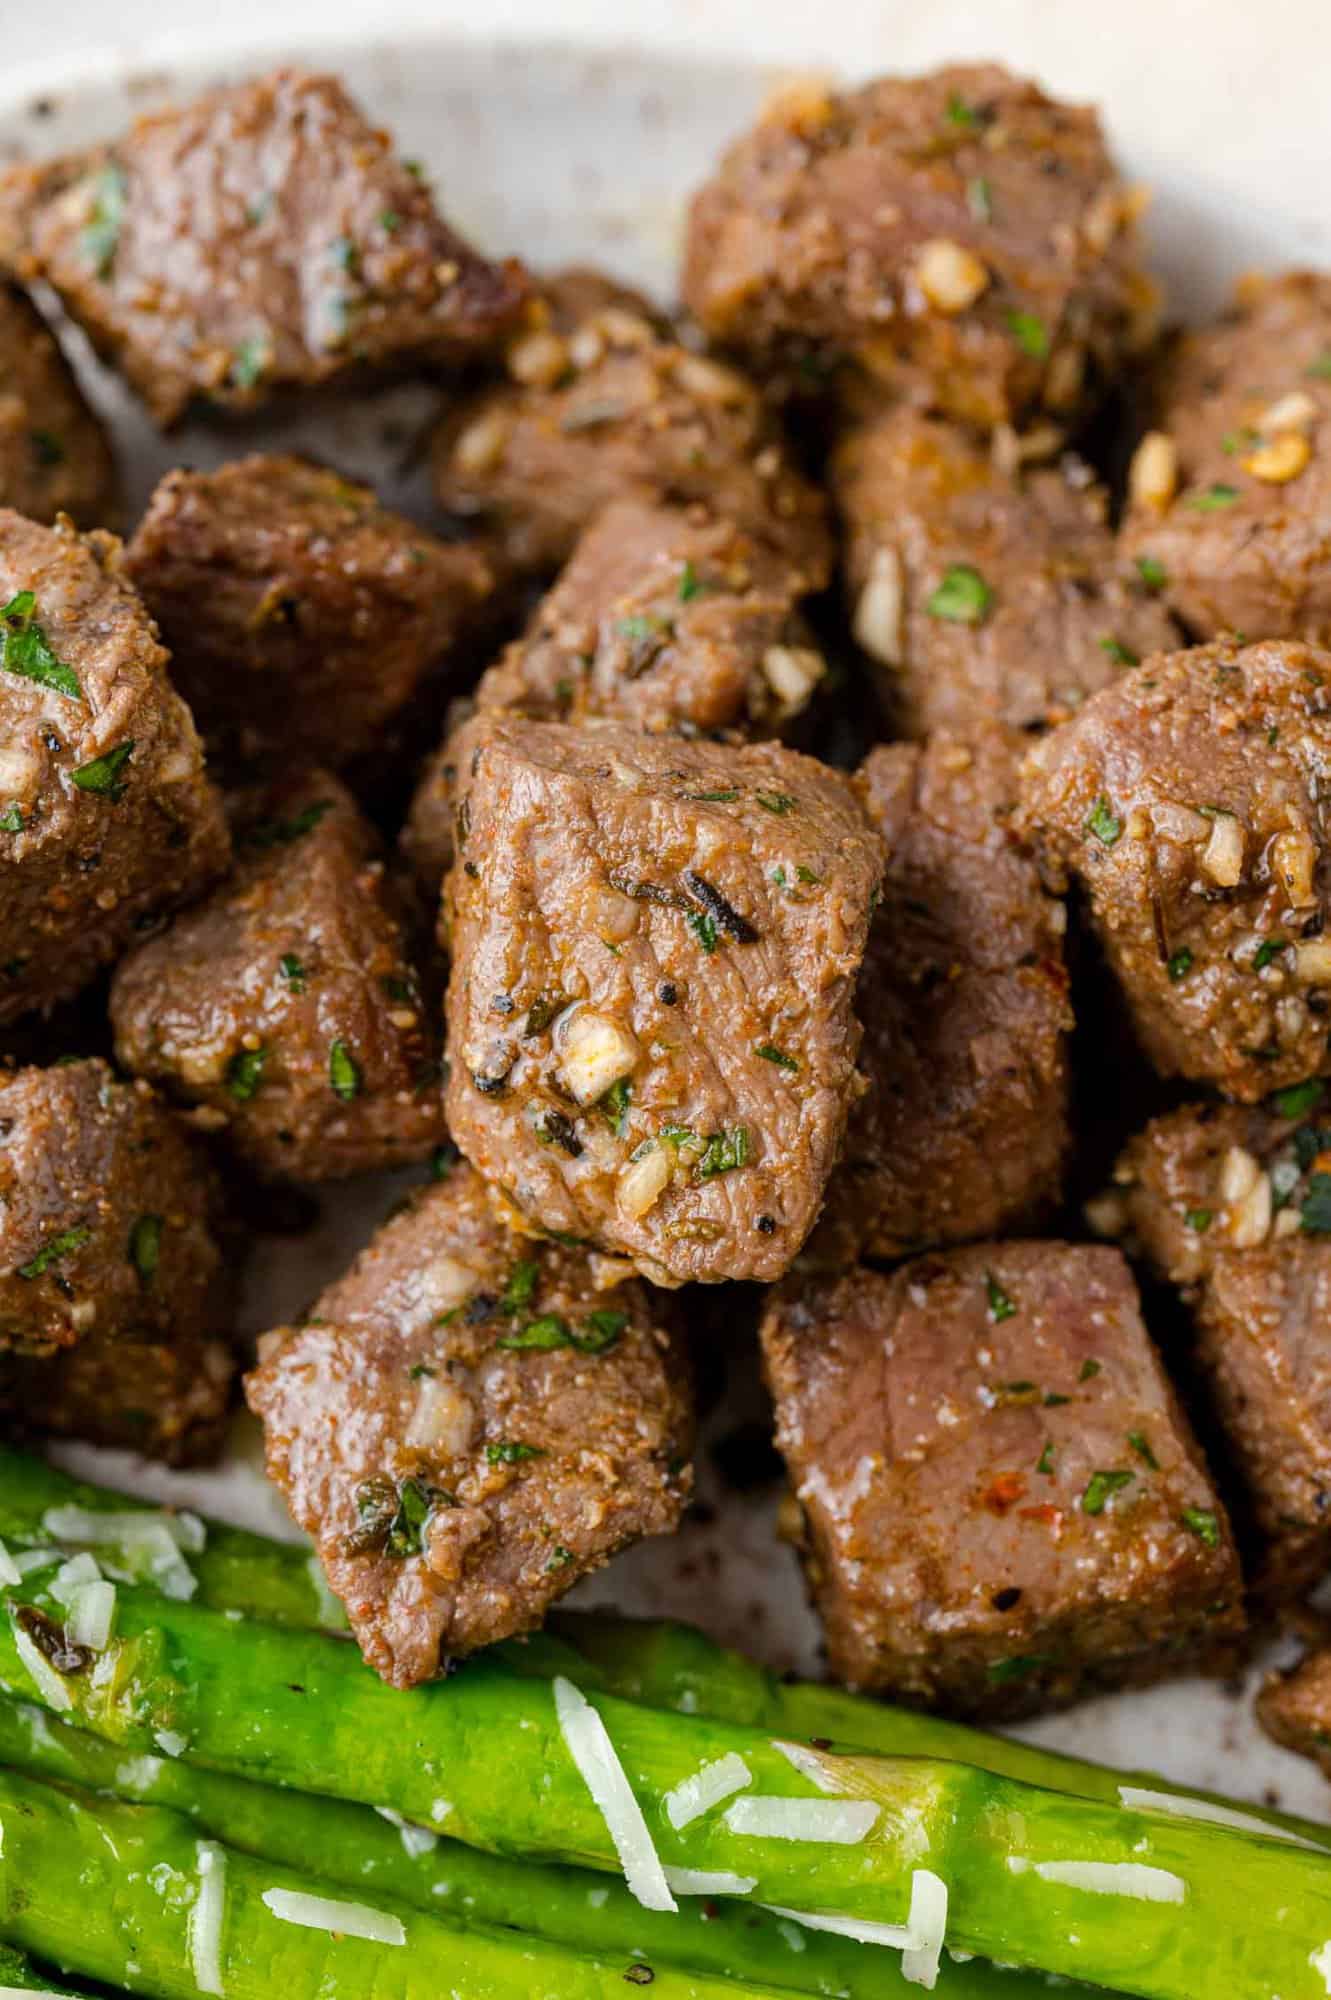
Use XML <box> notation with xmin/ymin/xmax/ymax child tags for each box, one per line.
<box><xmin>0</xmin><ymin>1695</ymin><xmax>1092</xmax><ymax>2000</ymax></box>
<box><xmin>10</xmin><ymin>1450</ymin><xmax>1324</xmax><ymax>1855</ymax></box>
<box><xmin>2</xmin><ymin>1570</ymin><xmax>1330</xmax><ymax>1998</ymax></box>
<box><xmin>0</xmin><ymin>1764</ymin><xmax>818</xmax><ymax>2000</ymax></box>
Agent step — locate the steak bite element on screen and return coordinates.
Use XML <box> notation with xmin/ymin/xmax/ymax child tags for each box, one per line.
<box><xmin>813</xmin><ymin>727</ymin><xmax>1071</xmax><ymax>1265</ymax></box>
<box><xmin>124</xmin><ymin>455</ymin><xmax>493</xmax><ymax>771</ymax></box>
<box><xmin>110</xmin><ymin>769</ymin><xmax>445</xmax><ymax>1183</ymax></box>
<box><xmin>0</xmin><ymin>282</ymin><xmax>117</xmax><ymax>525</ymax></box>
<box><xmin>1109</xmin><ymin>1095</ymin><xmax>1331</xmax><ymax>1600</ymax></box>
<box><xmin>0</xmin><ymin>510</ymin><xmax>229</xmax><ymax>1026</ymax></box>
<box><xmin>1020</xmin><ymin>638</ymin><xmax>1331</xmax><ymax>1099</ymax></box>
<box><xmin>246</xmin><ymin>1161</ymin><xmax>693</xmax><ymax>1687</ymax></box>
<box><xmin>0</xmin><ymin>1059</ymin><xmax>232</xmax><ymax>1360</ymax></box>
<box><xmin>833</xmin><ymin>407</ymin><xmax>1177</xmax><ymax>735</ymax></box>
<box><xmin>1257</xmin><ymin>1648</ymin><xmax>1331</xmax><ymax>1778</ymax></box>
<box><xmin>0</xmin><ymin>1324</ymin><xmax>235</xmax><ymax>1465</ymax></box>
<box><xmin>760</xmin><ymin>1243</ymin><xmax>1244</xmax><ymax>1717</ymax></box>
<box><xmin>431</xmin><ymin>269</ymin><xmax>831</xmax><ymax>582</ymax></box>
<box><xmin>1121</xmin><ymin>273</ymin><xmax>1331</xmax><ymax>645</ymax></box>
<box><xmin>443</xmin><ymin>716</ymin><xmax>885</xmax><ymax>1286</ymax></box>
<box><xmin>681</xmin><ymin>64</ymin><xmax>1155</xmax><ymax>430</ymax></box>
<box><xmin>0</xmin><ymin>69</ymin><xmax>527</xmax><ymax>428</ymax></box>
<box><xmin>470</xmin><ymin>496</ymin><xmax>827</xmax><ymax>736</ymax></box>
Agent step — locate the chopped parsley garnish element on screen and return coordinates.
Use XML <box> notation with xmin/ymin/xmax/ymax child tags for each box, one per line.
<box><xmin>1127</xmin><ymin>1430</ymin><xmax>1159</xmax><ymax>1470</ymax></box>
<box><xmin>545</xmin><ymin>1545</ymin><xmax>575</xmax><ymax>1573</ymax></box>
<box><xmin>686</xmin><ymin>909</ymin><xmax>718</xmax><ymax>954</ymax></box>
<box><xmin>128</xmin><ymin>1213</ymin><xmax>162</xmax><ymax>1286</ymax></box>
<box><xmin>755</xmin><ymin>791</ymin><xmax>796</xmax><ymax>816</ymax></box>
<box><xmin>385</xmin><ymin>1477</ymin><xmax>448</xmax><ymax>1559</ymax></box>
<box><xmin>226</xmin><ymin>1047</ymin><xmax>267</xmax><ymax>1102</ymax></box>
<box><xmin>329</xmin><ymin>1040</ymin><xmax>362</xmax><ymax>1102</ymax></box>
<box><xmin>600</xmin><ymin>1077</ymin><xmax>632</xmax><ymax>1138</ymax></box>
<box><xmin>71</xmin><ymin>740</ymin><xmax>134</xmax><ymax>799</ymax></box>
<box><xmin>1085</xmin><ymin>797</ymin><xmax>1122</xmax><ymax>847</ymax></box>
<box><xmin>279</xmin><ymin>953</ymin><xmax>307</xmax><ymax>993</ymax></box>
<box><xmin>0</xmin><ymin>591</ymin><xmax>81</xmax><ymax>701</ymax></box>
<box><xmin>378</xmin><ymin>208</ymin><xmax>402</xmax><ymax>233</ymax></box>
<box><xmin>1036</xmin><ymin>1441</ymin><xmax>1055</xmax><ymax>1477</ymax></box>
<box><xmin>987</xmin><ymin>1655</ymin><xmax>1051</xmax><ymax>1685</ymax></box>
<box><xmin>966</xmin><ymin>175</ymin><xmax>993</xmax><ymax>222</ymax></box>
<box><xmin>1136</xmin><ymin>555</ymin><xmax>1168</xmax><ymax>591</ymax></box>
<box><xmin>501</xmin><ymin>1260</ymin><xmax>540</xmax><ymax>1313</ymax></box>
<box><xmin>945</xmin><ymin>91</ymin><xmax>981</xmax><ymax>128</ymax></box>
<box><xmin>1098</xmin><ymin>637</ymin><xmax>1139</xmax><ymax>666</ymax></box>
<box><xmin>1273</xmin><ymin>1078</ymin><xmax>1325</xmax><ymax>1120</ymax></box>
<box><xmin>498</xmin><ymin>1310</ymin><xmax>626</xmax><ymax>1355</ymax></box>
<box><xmin>1006</xmin><ymin>310</ymin><xmax>1050</xmax><ymax>359</ymax></box>
<box><xmin>1079</xmin><ymin>1358</ymin><xmax>1102</xmax><ymax>1382</ymax></box>
<box><xmin>17</xmin><ymin>1222</ymin><xmax>90</xmax><ymax>1280</ymax></box>
<box><xmin>1167</xmin><ymin>948</ymin><xmax>1194</xmax><ymax>982</ymax></box>
<box><xmin>81</xmin><ymin>163</ymin><xmax>127</xmax><ymax>276</ymax></box>
<box><xmin>755</xmin><ymin>1043</ymin><xmax>799</xmax><ymax>1071</ymax></box>
<box><xmin>408</xmin><ymin>1363</ymin><xmax>435</xmax><ymax>1381</ymax></box>
<box><xmin>1253</xmin><ymin>936</ymin><xmax>1290</xmax><ymax>971</ymax></box>
<box><xmin>230</xmin><ymin>336</ymin><xmax>270</xmax><ymax>389</ymax></box>
<box><xmin>1187</xmin><ymin>484</ymin><xmax>1240</xmax><ymax>512</ymax></box>
<box><xmin>1082</xmin><ymin>1468</ymin><xmax>1134</xmax><ymax>1516</ymax></box>
<box><xmin>1301</xmin><ymin>1171</ymin><xmax>1331</xmax><ymax>1235</ymax></box>
<box><xmin>486</xmin><ymin>1440</ymin><xmax>545</xmax><ymax>1466</ymax></box>
<box><xmin>1043</xmin><ymin>1392</ymin><xmax>1071</xmax><ymax>1408</ymax></box>
<box><xmin>927</xmin><ymin>564</ymin><xmax>992</xmax><ymax>624</ymax></box>
<box><xmin>245</xmin><ymin>800</ymin><xmax>333</xmax><ymax>849</ymax></box>
<box><xmin>985</xmin><ymin>1273</ymin><xmax>1017</xmax><ymax>1323</ymax></box>
<box><xmin>1180</xmin><ymin>1505</ymin><xmax>1221</xmax><ymax>1549</ymax></box>
<box><xmin>430</xmin><ymin>1143</ymin><xmax>459</xmax><ymax>1181</ymax></box>
<box><xmin>678</xmin><ymin>560</ymin><xmax>702</xmax><ymax>601</ymax></box>
<box><xmin>0</xmin><ymin>806</ymin><xmax>22</xmax><ymax>834</ymax></box>
<box><xmin>689</xmin><ymin>789</ymin><xmax>740</xmax><ymax>804</ymax></box>
<box><xmin>1185</xmin><ymin>1207</ymin><xmax>1213</xmax><ymax>1233</ymax></box>
<box><xmin>696</xmin><ymin>1128</ymin><xmax>750</xmax><ymax>1179</ymax></box>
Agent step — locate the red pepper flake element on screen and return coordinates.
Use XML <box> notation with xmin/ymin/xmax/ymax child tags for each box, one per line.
<box><xmin>983</xmin><ymin>1471</ymin><xmax>1028</xmax><ymax>1514</ymax></box>
<box><xmin>1018</xmin><ymin>1502</ymin><xmax>1065</xmax><ymax>1535</ymax></box>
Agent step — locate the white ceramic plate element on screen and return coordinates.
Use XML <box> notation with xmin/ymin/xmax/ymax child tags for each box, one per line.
<box><xmin>1</xmin><ymin>25</ymin><xmax>1328</xmax><ymax>1824</ymax></box>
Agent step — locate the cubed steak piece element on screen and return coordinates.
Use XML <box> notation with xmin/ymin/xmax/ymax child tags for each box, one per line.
<box><xmin>834</xmin><ymin>407</ymin><xmax>1177</xmax><ymax>735</ymax></box>
<box><xmin>431</xmin><ymin>268</ymin><xmax>830</xmax><ymax>581</ymax></box>
<box><xmin>760</xmin><ymin>1243</ymin><xmax>1244</xmax><ymax>1717</ymax></box>
<box><xmin>1020</xmin><ymin>638</ymin><xmax>1331</xmax><ymax>1099</ymax></box>
<box><xmin>0</xmin><ymin>510</ymin><xmax>229</xmax><ymax>1025</ymax></box>
<box><xmin>0</xmin><ymin>69</ymin><xmax>527</xmax><ymax>428</ymax></box>
<box><xmin>682</xmin><ymin>64</ymin><xmax>1155</xmax><ymax>430</ymax></box>
<box><xmin>247</xmin><ymin>1160</ymin><xmax>693</xmax><ymax>1686</ymax></box>
<box><xmin>813</xmin><ymin>727</ymin><xmax>1071</xmax><ymax>1264</ymax></box>
<box><xmin>0</xmin><ymin>1324</ymin><xmax>235</xmax><ymax>1464</ymax></box>
<box><xmin>110</xmin><ymin>770</ymin><xmax>444</xmax><ymax>1183</ymax></box>
<box><xmin>0</xmin><ymin>1058</ymin><xmax>232</xmax><ymax>1360</ymax></box>
<box><xmin>124</xmin><ymin>455</ymin><xmax>493</xmax><ymax>770</ymax></box>
<box><xmin>443</xmin><ymin>716</ymin><xmax>884</xmax><ymax>1285</ymax></box>
<box><xmin>1257</xmin><ymin>1649</ymin><xmax>1331</xmax><ymax>1779</ymax></box>
<box><xmin>1110</xmin><ymin>1094</ymin><xmax>1331</xmax><ymax>1600</ymax></box>
<box><xmin>1121</xmin><ymin>273</ymin><xmax>1331</xmax><ymax>645</ymax></box>
<box><xmin>0</xmin><ymin>282</ymin><xmax>117</xmax><ymax>525</ymax></box>
<box><xmin>401</xmin><ymin>495</ymin><xmax>830</xmax><ymax>903</ymax></box>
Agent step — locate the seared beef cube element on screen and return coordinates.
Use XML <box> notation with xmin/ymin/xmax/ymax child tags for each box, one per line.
<box><xmin>0</xmin><ymin>282</ymin><xmax>117</xmax><ymax>525</ymax></box>
<box><xmin>473</xmin><ymin>497</ymin><xmax>827</xmax><ymax>736</ymax></box>
<box><xmin>1</xmin><ymin>1326</ymin><xmax>234</xmax><ymax>1465</ymax></box>
<box><xmin>682</xmin><ymin>65</ymin><xmax>1154</xmax><ymax>430</ymax></box>
<box><xmin>760</xmin><ymin>1244</ymin><xmax>1244</xmax><ymax>1716</ymax></box>
<box><xmin>124</xmin><ymin>455</ymin><xmax>493</xmax><ymax>770</ymax></box>
<box><xmin>431</xmin><ymin>270</ymin><xmax>830</xmax><ymax>582</ymax></box>
<box><xmin>1021</xmin><ymin>638</ymin><xmax>1331</xmax><ymax>1099</ymax></box>
<box><xmin>1258</xmin><ymin>1649</ymin><xmax>1331</xmax><ymax>1778</ymax></box>
<box><xmin>401</xmin><ymin>496</ymin><xmax>830</xmax><ymax>903</ymax></box>
<box><xmin>444</xmin><ymin>716</ymin><xmax>884</xmax><ymax>1286</ymax></box>
<box><xmin>0</xmin><ymin>511</ymin><xmax>229</xmax><ymax>1025</ymax></box>
<box><xmin>0</xmin><ymin>1058</ymin><xmax>232</xmax><ymax>1359</ymax></box>
<box><xmin>110</xmin><ymin>770</ymin><xmax>444</xmax><ymax>1183</ymax></box>
<box><xmin>1111</xmin><ymin>1097</ymin><xmax>1331</xmax><ymax>1599</ymax></box>
<box><xmin>834</xmin><ymin>407</ymin><xmax>1177</xmax><ymax>735</ymax></box>
<box><xmin>1121</xmin><ymin>273</ymin><xmax>1331</xmax><ymax>645</ymax></box>
<box><xmin>0</xmin><ymin>70</ymin><xmax>526</xmax><ymax>428</ymax></box>
<box><xmin>246</xmin><ymin>1161</ymin><xmax>693</xmax><ymax>1686</ymax></box>
<box><xmin>814</xmin><ymin>727</ymin><xmax>1071</xmax><ymax>1264</ymax></box>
